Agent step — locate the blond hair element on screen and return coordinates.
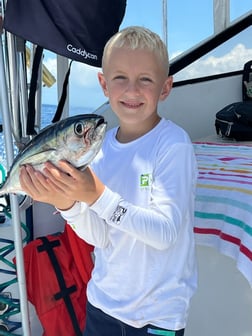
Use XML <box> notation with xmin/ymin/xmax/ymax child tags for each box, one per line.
<box><xmin>102</xmin><ymin>26</ymin><xmax>169</xmax><ymax>75</ymax></box>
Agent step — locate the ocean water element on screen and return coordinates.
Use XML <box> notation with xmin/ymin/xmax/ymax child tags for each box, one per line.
<box><xmin>40</xmin><ymin>104</ymin><xmax>94</xmax><ymax>129</ymax></box>
<box><xmin>0</xmin><ymin>104</ymin><xmax>94</xmax><ymax>175</ymax></box>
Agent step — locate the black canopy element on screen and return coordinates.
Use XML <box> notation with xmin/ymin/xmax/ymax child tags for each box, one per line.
<box><xmin>3</xmin><ymin>0</ymin><xmax>126</xmax><ymax>67</ymax></box>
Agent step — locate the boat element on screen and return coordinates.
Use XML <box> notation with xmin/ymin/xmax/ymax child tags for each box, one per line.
<box><xmin>0</xmin><ymin>0</ymin><xmax>252</xmax><ymax>335</ymax></box>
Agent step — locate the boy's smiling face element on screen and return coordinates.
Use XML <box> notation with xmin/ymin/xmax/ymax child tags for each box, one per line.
<box><xmin>98</xmin><ymin>46</ymin><xmax>173</xmax><ymax>130</ymax></box>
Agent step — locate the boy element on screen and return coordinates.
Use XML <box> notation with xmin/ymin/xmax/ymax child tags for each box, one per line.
<box><xmin>20</xmin><ymin>26</ymin><xmax>198</xmax><ymax>336</ymax></box>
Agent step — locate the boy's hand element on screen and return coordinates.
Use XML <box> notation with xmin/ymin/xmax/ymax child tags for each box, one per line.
<box><xmin>19</xmin><ymin>161</ymin><xmax>105</xmax><ymax>209</ymax></box>
<box><xmin>48</xmin><ymin>161</ymin><xmax>105</xmax><ymax>206</ymax></box>
<box><xmin>19</xmin><ymin>164</ymin><xmax>75</xmax><ymax>210</ymax></box>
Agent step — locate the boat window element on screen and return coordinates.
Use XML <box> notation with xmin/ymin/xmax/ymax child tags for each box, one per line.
<box><xmin>168</xmin><ymin>1</ymin><xmax>252</xmax><ymax>81</ymax></box>
<box><xmin>172</xmin><ymin>26</ymin><xmax>252</xmax><ymax>82</ymax></box>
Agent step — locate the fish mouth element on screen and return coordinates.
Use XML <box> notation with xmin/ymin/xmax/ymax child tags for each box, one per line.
<box><xmin>82</xmin><ymin>116</ymin><xmax>106</xmax><ymax>142</ymax></box>
<box><xmin>83</xmin><ymin>116</ymin><xmax>107</xmax><ymax>146</ymax></box>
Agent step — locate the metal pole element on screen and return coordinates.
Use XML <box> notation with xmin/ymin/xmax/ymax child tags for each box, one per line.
<box><xmin>6</xmin><ymin>32</ymin><xmax>21</xmax><ymax>143</ymax></box>
<box><xmin>213</xmin><ymin>0</ymin><xmax>230</xmax><ymax>34</ymax></box>
<box><xmin>17</xmin><ymin>37</ymin><xmax>29</xmax><ymax>139</ymax></box>
<box><xmin>0</xmin><ymin>31</ymin><xmax>31</xmax><ymax>336</ymax></box>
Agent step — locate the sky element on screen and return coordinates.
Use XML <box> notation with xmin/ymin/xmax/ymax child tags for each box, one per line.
<box><xmin>41</xmin><ymin>0</ymin><xmax>252</xmax><ymax>110</ymax></box>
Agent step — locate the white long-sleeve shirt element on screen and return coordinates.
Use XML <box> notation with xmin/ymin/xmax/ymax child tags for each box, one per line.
<box><xmin>60</xmin><ymin>118</ymin><xmax>198</xmax><ymax>330</ymax></box>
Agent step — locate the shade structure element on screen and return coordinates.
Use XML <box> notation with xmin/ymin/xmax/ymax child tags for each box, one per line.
<box><xmin>3</xmin><ymin>0</ymin><xmax>126</xmax><ymax>67</ymax></box>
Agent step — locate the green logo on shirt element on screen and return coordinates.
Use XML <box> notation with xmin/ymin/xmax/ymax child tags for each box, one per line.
<box><xmin>140</xmin><ymin>173</ymin><xmax>152</xmax><ymax>187</ymax></box>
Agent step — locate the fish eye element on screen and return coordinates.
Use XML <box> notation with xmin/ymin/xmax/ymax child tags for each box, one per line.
<box><xmin>74</xmin><ymin>122</ymin><xmax>85</xmax><ymax>136</ymax></box>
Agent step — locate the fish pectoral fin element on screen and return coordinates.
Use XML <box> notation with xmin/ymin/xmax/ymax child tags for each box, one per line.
<box><xmin>21</xmin><ymin>149</ymin><xmax>56</xmax><ymax>165</ymax></box>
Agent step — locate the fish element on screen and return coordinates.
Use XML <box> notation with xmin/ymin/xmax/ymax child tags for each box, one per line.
<box><xmin>0</xmin><ymin>114</ymin><xmax>107</xmax><ymax>195</ymax></box>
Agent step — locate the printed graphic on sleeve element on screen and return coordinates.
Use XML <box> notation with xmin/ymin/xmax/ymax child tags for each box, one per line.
<box><xmin>110</xmin><ymin>205</ymin><xmax>127</xmax><ymax>225</ymax></box>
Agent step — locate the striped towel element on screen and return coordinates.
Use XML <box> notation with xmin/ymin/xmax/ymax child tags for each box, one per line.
<box><xmin>193</xmin><ymin>142</ymin><xmax>252</xmax><ymax>287</ymax></box>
